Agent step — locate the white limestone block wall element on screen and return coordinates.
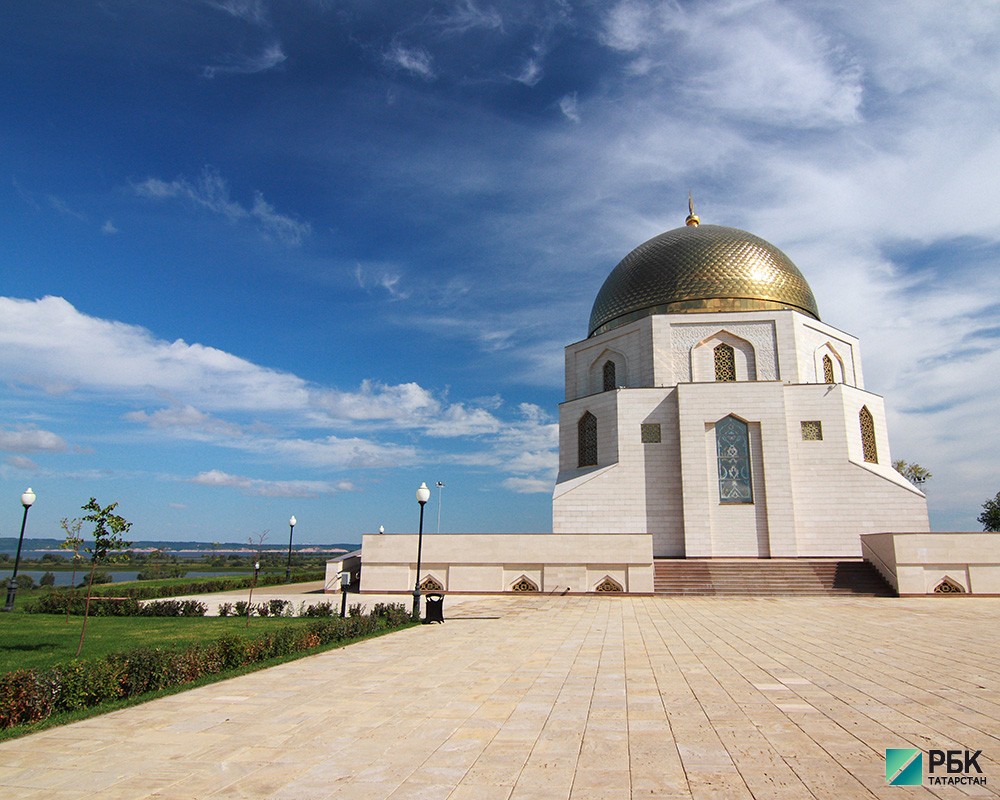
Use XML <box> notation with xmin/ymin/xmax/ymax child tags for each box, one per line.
<box><xmin>358</xmin><ymin>533</ymin><xmax>655</xmax><ymax>594</ymax></box>
<box><xmin>553</xmin><ymin>388</ymin><xmax>685</xmax><ymax>555</ymax></box>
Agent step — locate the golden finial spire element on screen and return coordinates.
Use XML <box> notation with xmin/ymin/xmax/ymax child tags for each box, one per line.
<box><xmin>685</xmin><ymin>192</ymin><xmax>700</xmax><ymax>227</ymax></box>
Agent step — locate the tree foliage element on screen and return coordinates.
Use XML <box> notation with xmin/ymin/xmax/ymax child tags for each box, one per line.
<box><xmin>979</xmin><ymin>492</ymin><xmax>1000</xmax><ymax>532</ymax></box>
<box><xmin>77</xmin><ymin>498</ymin><xmax>133</xmax><ymax>656</ymax></box>
<box><xmin>892</xmin><ymin>460</ymin><xmax>932</xmax><ymax>486</ymax></box>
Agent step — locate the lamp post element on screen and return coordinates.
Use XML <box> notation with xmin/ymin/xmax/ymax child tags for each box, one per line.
<box><xmin>285</xmin><ymin>515</ymin><xmax>297</xmax><ymax>583</ymax></box>
<box><xmin>3</xmin><ymin>488</ymin><xmax>36</xmax><ymax>612</ymax></box>
<box><xmin>412</xmin><ymin>482</ymin><xmax>431</xmax><ymax>620</ymax></box>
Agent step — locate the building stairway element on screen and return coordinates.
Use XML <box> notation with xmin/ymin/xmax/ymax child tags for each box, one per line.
<box><xmin>653</xmin><ymin>558</ymin><xmax>895</xmax><ymax>596</ymax></box>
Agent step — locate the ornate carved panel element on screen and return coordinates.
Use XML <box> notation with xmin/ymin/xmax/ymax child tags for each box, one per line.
<box><xmin>595</xmin><ymin>577</ymin><xmax>623</xmax><ymax>592</ymax></box>
<box><xmin>420</xmin><ymin>576</ymin><xmax>443</xmax><ymax>591</ymax></box>
<box><xmin>672</xmin><ymin>321</ymin><xmax>778</xmax><ymax>382</ymax></box>
<box><xmin>933</xmin><ymin>577</ymin><xmax>965</xmax><ymax>594</ymax></box>
<box><xmin>511</xmin><ymin>576</ymin><xmax>539</xmax><ymax>592</ymax></box>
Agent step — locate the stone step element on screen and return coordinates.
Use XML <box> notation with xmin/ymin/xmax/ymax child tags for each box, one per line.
<box><xmin>652</xmin><ymin>559</ymin><xmax>894</xmax><ymax>596</ymax></box>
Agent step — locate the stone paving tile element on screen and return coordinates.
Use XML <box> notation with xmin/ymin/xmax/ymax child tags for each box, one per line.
<box><xmin>2</xmin><ymin>595</ymin><xmax>1000</xmax><ymax>799</ymax></box>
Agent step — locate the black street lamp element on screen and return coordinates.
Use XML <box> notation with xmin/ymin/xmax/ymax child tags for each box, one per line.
<box><xmin>285</xmin><ymin>515</ymin><xmax>297</xmax><ymax>583</ymax></box>
<box><xmin>412</xmin><ymin>482</ymin><xmax>431</xmax><ymax>620</ymax></box>
<box><xmin>3</xmin><ymin>488</ymin><xmax>36</xmax><ymax>612</ymax></box>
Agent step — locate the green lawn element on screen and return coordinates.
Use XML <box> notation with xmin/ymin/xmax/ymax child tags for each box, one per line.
<box><xmin>0</xmin><ymin>611</ymin><xmax>315</xmax><ymax>673</ymax></box>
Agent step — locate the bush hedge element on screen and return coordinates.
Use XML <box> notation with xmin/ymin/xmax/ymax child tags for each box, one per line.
<box><xmin>0</xmin><ymin>605</ymin><xmax>411</xmax><ymax>729</ymax></box>
<box><xmin>24</xmin><ymin>595</ymin><xmax>208</xmax><ymax>617</ymax></box>
<box><xmin>24</xmin><ymin>570</ymin><xmax>325</xmax><ymax>615</ymax></box>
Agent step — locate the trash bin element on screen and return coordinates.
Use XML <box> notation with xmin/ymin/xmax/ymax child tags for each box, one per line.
<box><xmin>424</xmin><ymin>594</ymin><xmax>444</xmax><ymax>624</ymax></box>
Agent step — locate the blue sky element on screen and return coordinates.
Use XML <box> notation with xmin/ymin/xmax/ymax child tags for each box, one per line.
<box><xmin>2</xmin><ymin>0</ymin><xmax>998</xmax><ymax>543</ymax></box>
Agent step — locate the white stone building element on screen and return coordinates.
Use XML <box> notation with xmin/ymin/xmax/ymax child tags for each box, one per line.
<box><xmin>552</xmin><ymin>211</ymin><xmax>929</xmax><ymax>557</ymax></box>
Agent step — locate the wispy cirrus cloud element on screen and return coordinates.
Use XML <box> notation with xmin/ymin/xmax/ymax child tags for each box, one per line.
<box><xmin>134</xmin><ymin>166</ymin><xmax>310</xmax><ymax>245</ymax></box>
<box><xmin>204</xmin><ymin>0</ymin><xmax>269</xmax><ymax>26</ymax></box>
<box><xmin>384</xmin><ymin>42</ymin><xmax>435</xmax><ymax>80</ymax></box>
<box><xmin>354</xmin><ymin>263</ymin><xmax>410</xmax><ymax>300</ymax></box>
<box><xmin>558</xmin><ymin>92</ymin><xmax>579</xmax><ymax>122</ymax></box>
<box><xmin>599</xmin><ymin>0</ymin><xmax>862</xmax><ymax>127</ymax></box>
<box><xmin>203</xmin><ymin>42</ymin><xmax>286</xmax><ymax>78</ymax></box>
<box><xmin>430</xmin><ymin>0</ymin><xmax>503</xmax><ymax>35</ymax></box>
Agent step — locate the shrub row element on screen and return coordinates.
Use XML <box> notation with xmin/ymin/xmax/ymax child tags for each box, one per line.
<box><xmin>0</xmin><ymin>607</ymin><xmax>411</xmax><ymax>729</ymax></box>
<box><xmin>24</xmin><ymin>595</ymin><xmax>208</xmax><ymax>617</ymax></box>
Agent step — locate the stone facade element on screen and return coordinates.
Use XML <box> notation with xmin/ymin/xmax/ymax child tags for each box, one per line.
<box><xmin>553</xmin><ymin>310</ymin><xmax>929</xmax><ymax>557</ymax></box>
<box><xmin>862</xmin><ymin>532</ymin><xmax>1000</xmax><ymax>594</ymax></box>
<box><xmin>357</xmin><ymin>533</ymin><xmax>654</xmax><ymax>594</ymax></box>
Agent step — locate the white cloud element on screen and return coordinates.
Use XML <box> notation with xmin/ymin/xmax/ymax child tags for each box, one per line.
<box><xmin>0</xmin><ymin>427</ymin><xmax>68</xmax><ymax>453</ymax></box>
<box><xmin>0</xmin><ymin>297</ymin><xmax>552</xmax><ymax>487</ymax></box>
<box><xmin>355</xmin><ymin>263</ymin><xmax>409</xmax><ymax>300</ymax></box>
<box><xmin>134</xmin><ymin>166</ymin><xmax>309</xmax><ymax>245</ymax></box>
<box><xmin>559</xmin><ymin>92</ymin><xmax>579</xmax><ymax>123</ymax></box>
<box><xmin>514</xmin><ymin>57</ymin><xmax>542</xmax><ymax>86</ymax></box>
<box><xmin>4</xmin><ymin>455</ymin><xmax>38</xmax><ymax>471</ymax></box>
<box><xmin>432</xmin><ymin>0</ymin><xmax>503</xmax><ymax>35</ymax></box>
<box><xmin>502</xmin><ymin>476</ymin><xmax>553</xmax><ymax>494</ymax></box>
<box><xmin>205</xmin><ymin>0</ymin><xmax>268</xmax><ymax>25</ymax></box>
<box><xmin>101</xmin><ymin>219</ymin><xmax>119</xmax><ymax>235</ymax></box>
<box><xmin>599</xmin><ymin>0</ymin><xmax>862</xmax><ymax>127</ymax></box>
<box><xmin>48</xmin><ymin>195</ymin><xmax>86</xmax><ymax>221</ymax></box>
<box><xmin>203</xmin><ymin>42</ymin><xmax>286</xmax><ymax>78</ymax></box>
<box><xmin>384</xmin><ymin>43</ymin><xmax>436</xmax><ymax>80</ymax></box>
<box><xmin>124</xmin><ymin>405</ymin><xmax>246</xmax><ymax>440</ymax></box>
<box><xmin>190</xmin><ymin>470</ymin><xmax>353</xmax><ymax>498</ymax></box>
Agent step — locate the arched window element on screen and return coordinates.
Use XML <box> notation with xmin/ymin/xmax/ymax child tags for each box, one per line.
<box><xmin>714</xmin><ymin>343</ymin><xmax>736</xmax><ymax>382</ymax></box>
<box><xmin>823</xmin><ymin>354</ymin><xmax>835</xmax><ymax>384</ymax></box>
<box><xmin>859</xmin><ymin>406</ymin><xmax>878</xmax><ymax>463</ymax></box>
<box><xmin>578</xmin><ymin>412</ymin><xmax>597</xmax><ymax>468</ymax></box>
<box><xmin>717</xmin><ymin>416</ymin><xmax>752</xmax><ymax>503</ymax></box>
<box><xmin>602</xmin><ymin>360</ymin><xmax>616</xmax><ymax>392</ymax></box>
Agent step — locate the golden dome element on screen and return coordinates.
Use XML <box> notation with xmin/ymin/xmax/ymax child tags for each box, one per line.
<box><xmin>588</xmin><ymin>223</ymin><xmax>820</xmax><ymax>337</ymax></box>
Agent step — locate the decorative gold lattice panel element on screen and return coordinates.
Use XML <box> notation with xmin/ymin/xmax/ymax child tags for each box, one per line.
<box><xmin>420</xmin><ymin>576</ymin><xmax>443</xmax><ymax>591</ymax></box>
<box><xmin>578</xmin><ymin>412</ymin><xmax>597</xmax><ymax>467</ymax></box>
<box><xmin>860</xmin><ymin>406</ymin><xmax>878</xmax><ymax>463</ymax></box>
<box><xmin>801</xmin><ymin>420</ymin><xmax>823</xmax><ymax>441</ymax></box>
<box><xmin>603</xmin><ymin>360</ymin><xmax>616</xmax><ymax>392</ymax></box>
<box><xmin>822</xmin><ymin>354</ymin><xmax>835</xmax><ymax>384</ymax></box>
<box><xmin>714</xmin><ymin>343</ymin><xmax>736</xmax><ymax>382</ymax></box>
<box><xmin>511</xmin><ymin>576</ymin><xmax>539</xmax><ymax>593</ymax></box>
<box><xmin>641</xmin><ymin>423</ymin><xmax>661</xmax><ymax>443</ymax></box>
<box><xmin>595</xmin><ymin>577</ymin><xmax>623</xmax><ymax>592</ymax></box>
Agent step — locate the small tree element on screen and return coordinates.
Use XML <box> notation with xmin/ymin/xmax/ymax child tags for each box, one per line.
<box><xmin>892</xmin><ymin>460</ymin><xmax>932</xmax><ymax>486</ymax></box>
<box><xmin>979</xmin><ymin>492</ymin><xmax>1000</xmax><ymax>532</ymax></box>
<box><xmin>59</xmin><ymin>517</ymin><xmax>85</xmax><ymax>622</ymax></box>
<box><xmin>76</xmin><ymin>498</ymin><xmax>133</xmax><ymax>656</ymax></box>
<box><xmin>245</xmin><ymin>531</ymin><xmax>268</xmax><ymax>627</ymax></box>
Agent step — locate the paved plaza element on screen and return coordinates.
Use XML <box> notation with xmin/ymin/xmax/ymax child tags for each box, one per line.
<box><xmin>1</xmin><ymin>594</ymin><xmax>998</xmax><ymax>799</ymax></box>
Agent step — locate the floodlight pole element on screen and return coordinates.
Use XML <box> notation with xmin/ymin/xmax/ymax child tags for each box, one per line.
<box><xmin>412</xmin><ymin>482</ymin><xmax>430</xmax><ymax>620</ymax></box>
<box><xmin>4</xmin><ymin>489</ymin><xmax>36</xmax><ymax>612</ymax></box>
<box><xmin>436</xmin><ymin>481</ymin><xmax>445</xmax><ymax>534</ymax></box>
<box><xmin>285</xmin><ymin>515</ymin><xmax>297</xmax><ymax>583</ymax></box>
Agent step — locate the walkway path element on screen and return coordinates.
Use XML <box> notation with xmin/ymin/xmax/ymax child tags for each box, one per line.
<box><xmin>1</xmin><ymin>595</ymin><xmax>998</xmax><ymax>799</ymax></box>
